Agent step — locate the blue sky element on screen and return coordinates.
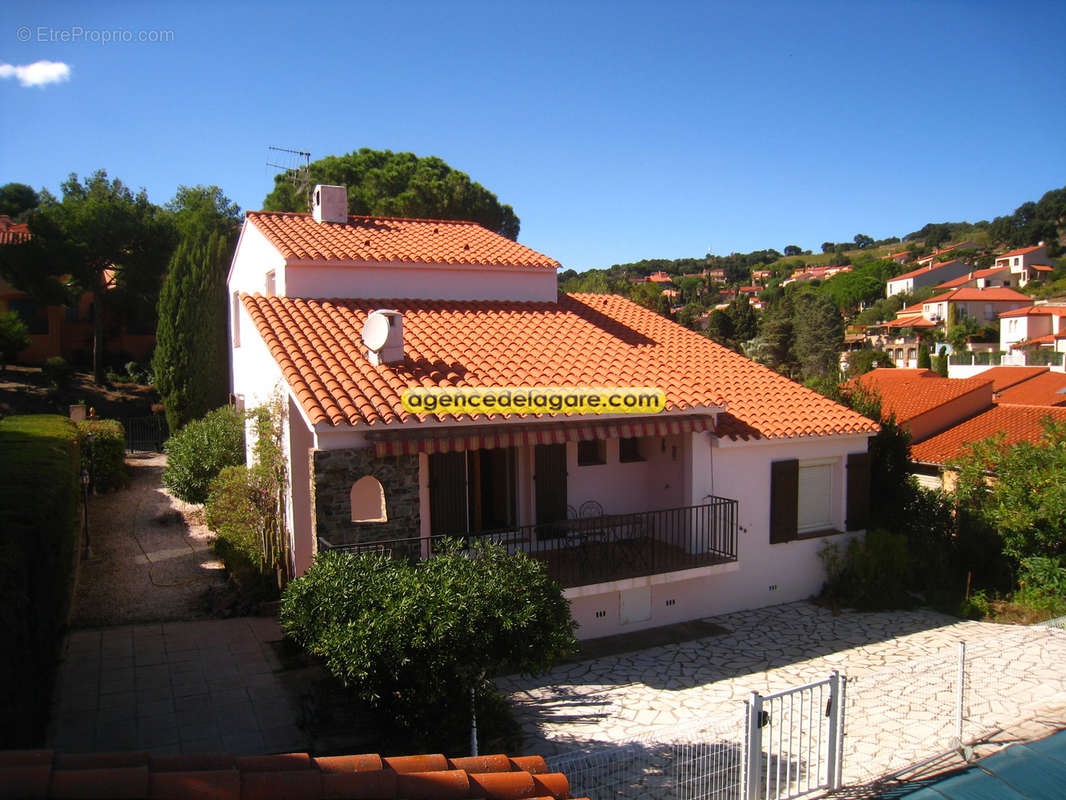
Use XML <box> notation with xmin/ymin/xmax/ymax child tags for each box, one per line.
<box><xmin>2</xmin><ymin>0</ymin><xmax>1064</xmax><ymax>272</ymax></box>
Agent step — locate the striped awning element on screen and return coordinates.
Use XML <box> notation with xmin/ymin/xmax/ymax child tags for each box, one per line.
<box><xmin>368</xmin><ymin>415</ymin><xmax>715</xmax><ymax>456</ymax></box>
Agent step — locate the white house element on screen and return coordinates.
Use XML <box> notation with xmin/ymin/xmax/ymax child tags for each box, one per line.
<box><xmin>920</xmin><ymin>287</ymin><xmax>1031</xmax><ymax>325</ymax></box>
<box><xmin>886</xmin><ymin>260</ymin><xmax>974</xmax><ymax>297</ymax></box>
<box><xmin>228</xmin><ymin>185</ymin><xmax>877</xmax><ymax>639</ymax></box>
<box><xmin>992</xmin><ymin>244</ymin><xmax>1055</xmax><ymax>287</ymax></box>
<box><xmin>999</xmin><ymin>303</ymin><xmax>1066</xmax><ymax>370</ymax></box>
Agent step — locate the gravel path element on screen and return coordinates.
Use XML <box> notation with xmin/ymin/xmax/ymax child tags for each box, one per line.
<box><xmin>70</xmin><ymin>453</ymin><xmax>228</xmax><ymax>627</ymax></box>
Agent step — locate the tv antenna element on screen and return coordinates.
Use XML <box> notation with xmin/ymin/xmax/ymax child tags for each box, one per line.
<box><xmin>267</xmin><ymin>146</ymin><xmax>312</xmax><ymax>211</ymax></box>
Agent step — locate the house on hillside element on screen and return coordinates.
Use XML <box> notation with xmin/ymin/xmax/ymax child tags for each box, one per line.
<box><xmin>228</xmin><ymin>185</ymin><xmax>877</xmax><ymax>638</ymax></box>
<box><xmin>885</xmin><ymin>260</ymin><xmax>973</xmax><ymax>297</ymax></box>
<box><xmin>998</xmin><ymin>303</ymin><xmax>1066</xmax><ymax>370</ymax></box>
<box><xmin>933</xmin><ymin>265</ymin><xmax>1015</xmax><ymax>291</ymax></box>
<box><xmin>992</xmin><ymin>244</ymin><xmax>1055</xmax><ymax>287</ymax></box>
<box><xmin>921</xmin><ymin>287</ymin><xmax>1030</xmax><ymax>326</ymax></box>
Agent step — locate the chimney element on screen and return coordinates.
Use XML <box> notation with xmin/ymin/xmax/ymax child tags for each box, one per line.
<box><xmin>312</xmin><ymin>184</ymin><xmax>348</xmax><ymax>224</ymax></box>
<box><xmin>361</xmin><ymin>309</ymin><xmax>404</xmax><ymax>366</ymax></box>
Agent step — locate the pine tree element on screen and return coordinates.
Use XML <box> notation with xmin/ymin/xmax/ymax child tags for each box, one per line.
<box><xmin>793</xmin><ymin>293</ymin><xmax>844</xmax><ymax>382</ymax></box>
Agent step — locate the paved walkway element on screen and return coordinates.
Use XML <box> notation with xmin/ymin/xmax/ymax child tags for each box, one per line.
<box><xmin>498</xmin><ymin>602</ymin><xmax>1066</xmax><ymax>781</ymax></box>
<box><xmin>48</xmin><ymin>617</ymin><xmax>312</xmax><ymax>755</ymax></box>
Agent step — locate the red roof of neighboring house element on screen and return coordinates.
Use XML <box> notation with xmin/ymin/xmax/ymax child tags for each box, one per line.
<box><xmin>0</xmin><ymin>214</ymin><xmax>30</xmax><ymax>244</ymax></box>
<box><xmin>995</xmin><ymin>371</ymin><xmax>1066</xmax><ymax>406</ymax></box>
<box><xmin>1031</xmin><ymin>263</ymin><xmax>1054</xmax><ymax>272</ymax></box>
<box><xmin>911</xmin><ymin>404</ymin><xmax>1066</xmax><ymax>465</ymax></box>
<box><xmin>245</xmin><ymin>211</ymin><xmax>560</xmax><ymax>269</ymax></box>
<box><xmin>242</xmin><ymin>291</ymin><xmax>877</xmax><ymax>440</ymax></box>
<box><xmin>851</xmin><ymin>369</ymin><xmax>992</xmax><ymax>424</ymax></box>
<box><xmin>999</xmin><ymin>304</ymin><xmax>1066</xmax><ymax>318</ymax></box>
<box><xmin>0</xmin><ymin>749</ymin><xmax>585</xmax><ymax>800</ymax></box>
<box><xmin>647</xmin><ymin>271</ymin><xmax>673</xmax><ymax>283</ymax></box>
<box><xmin>885</xmin><ymin>315</ymin><xmax>936</xmax><ymax>329</ymax></box>
<box><xmin>972</xmin><ymin>366</ymin><xmax>1049</xmax><ymax>393</ymax></box>
<box><xmin>922</xmin><ymin>287</ymin><xmax>1030</xmax><ymax>305</ymax></box>
<box><xmin>889</xmin><ymin>260</ymin><xmax>967</xmax><ymax>283</ymax></box>
<box><xmin>889</xmin><ymin>251</ymin><xmax>911</xmax><ymax>259</ymax></box>
<box><xmin>998</xmin><ymin>245</ymin><xmax>1045</xmax><ymax>258</ymax></box>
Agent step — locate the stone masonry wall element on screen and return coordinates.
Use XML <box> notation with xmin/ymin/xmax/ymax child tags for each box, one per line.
<box><xmin>311</xmin><ymin>447</ymin><xmax>420</xmax><ymax>546</ymax></box>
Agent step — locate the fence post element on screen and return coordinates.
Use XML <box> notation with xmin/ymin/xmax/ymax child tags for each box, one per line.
<box><xmin>826</xmin><ymin>671</ymin><xmax>845</xmax><ymax>790</ymax></box>
<box><xmin>954</xmin><ymin>641</ymin><xmax>966</xmax><ymax>745</ymax></box>
<box><xmin>745</xmin><ymin>691</ymin><xmax>763</xmax><ymax>800</ymax></box>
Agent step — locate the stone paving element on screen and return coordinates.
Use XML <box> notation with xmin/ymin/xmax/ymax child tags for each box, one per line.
<box><xmin>498</xmin><ymin>601</ymin><xmax>1066</xmax><ymax>784</ymax></box>
<box><xmin>47</xmin><ymin>617</ymin><xmax>311</xmax><ymax>756</ymax></box>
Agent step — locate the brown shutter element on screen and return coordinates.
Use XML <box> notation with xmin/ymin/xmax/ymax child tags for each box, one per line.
<box><xmin>770</xmin><ymin>459</ymin><xmax>799</xmax><ymax>544</ymax></box>
<box><xmin>846</xmin><ymin>451</ymin><xmax>871</xmax><ymax>531</ymax></box>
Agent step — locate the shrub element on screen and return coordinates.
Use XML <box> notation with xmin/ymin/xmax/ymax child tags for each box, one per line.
<box><xmin>77</xmin><ymin>419</ymin><xmax>128</xmax><ymax>492</ymax></box>
<box><xmin>162</xmin><ymin>405</ymin><xmax>245</xmax><ymax>503</ymax></box>
<box><xmin>281</xmin><ymin>543</ymin><xmax>576</xmax><ymax>751</ymax></box>
<box><xmin>0</xmin><ymin>415</ymin><xmax>80</xmax><ymax>747</ymax></box>
<box><xmin>0</xmin><ymin>310</ymin><xmax>30</xmax><ymax>368</ymax></box>
<box><xmin>820</xmin><ymin>530</ymin><xmax>914</xmax><ymax>610</ymax></box>
<box><xmin>42</xmin><ymin>356</ymin><xmax>73</xmax><ymax>390</ymax></box>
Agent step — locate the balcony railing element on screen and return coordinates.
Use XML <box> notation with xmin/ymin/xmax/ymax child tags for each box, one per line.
<box><xmin>319</xmin><ymin>499</ymin><xmax>739</xmax><ymax>589</ymax></box>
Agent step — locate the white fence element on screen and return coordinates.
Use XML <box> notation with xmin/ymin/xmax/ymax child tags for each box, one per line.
<box><xmin>548</xmin><ymin>624</ymin><xmax>1066</xmax><ymax>799</ymax></box>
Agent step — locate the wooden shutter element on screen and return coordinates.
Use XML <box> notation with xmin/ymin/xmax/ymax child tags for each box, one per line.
<box><xmin>428</xmin><ymin>451</ymin><xmax>467</xmax><ymax>535</ymax></box>
<box><xmin>534</xmin><ymin>443</ymin><xmax>568</xmax><ymax>527</ymax></box>
<box><xmin>769</xmin><ymin>459</ymin><xmax>799</xmax><ymax>544</ymax></box>
<box><xmin>845</xmin><ymin>451</ymin><xmax>871</xmax><ymax>532</ymax></box>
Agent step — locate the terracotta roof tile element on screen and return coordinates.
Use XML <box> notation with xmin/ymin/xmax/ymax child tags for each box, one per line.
<box><xmin>999</xmin><ymin>245</ymin><xmax>1045</xmax><ymax>258</ymax></box>
<box><xmin>890</xmin><ymin>260</ymin><xmax>967</xmax><ymax>282</ymax></box>
<box><xmin>246</xmin><ymin>212</ymin><xmax>559</xmax><ymax>269</ymax></box>
<box><xmin>999</xmin><ymin>304</ymin><xmax>1066</xmax><ymax>318</ymax></box>
<box><xmin>970</xmin><ymin>366</ymin><xmax>1049</xmax><ymax>392</ymax></box>
<box><xmin>911</xmin><ymin>404</ymin><xmax>1066</xmax><ymax>464</ymax></box>
<box><xmin>996</xmin><ymin>371</ymin><xmax>1066</xmax><ymax>406</ymax></box>
<box><xmin>0</xmin><ymin>749</ymin><xmax>588</xmax><ymax>800</ymax></box>
<box><xmin>242</xmin><ymin>292</ymin><xmax>877</xmax><ymax>441</ymax></box>
<box><xmin>851</xmin><ymin>369</ymin><xmax>992</xmax><ymax>423</ymax></box>
<box><xmin>923</xmin><ymin>287</ymin><xmax>1030</xmax><ymax>304</ymax></box>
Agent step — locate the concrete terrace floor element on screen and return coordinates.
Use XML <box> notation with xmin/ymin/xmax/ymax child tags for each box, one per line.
<box><xmin>498</xmin><ymin>602</ymin><xmax>1066</xmax><ymax>784</ymax></box>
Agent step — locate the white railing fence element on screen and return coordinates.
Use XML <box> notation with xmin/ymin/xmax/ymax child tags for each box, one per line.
<box><xmin>547</xmin><ymin>623</ymin><xmax>1066</xmax><ymax>799</ymax></box>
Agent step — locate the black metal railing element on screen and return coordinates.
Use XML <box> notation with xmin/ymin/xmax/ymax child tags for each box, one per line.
<box><xmin>121</xmin><ymin>415</ymin><xmax>169</xmax><ymax>453</ymax></box>
<box><xmin>319</xmin><ymin>498</ymin><xmax>739</xmax><ymax>588</ymax></box>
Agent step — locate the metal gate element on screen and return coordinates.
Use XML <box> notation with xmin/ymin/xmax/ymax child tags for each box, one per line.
<box><xmin>122</xmin><ymin>415</ymin><xmax>169</xmax><ymax>452</ymax></box>
<box><xmin>743</xmin><ymin>672</ymin><xmax>845</xmax><ymax>800</ymax></box>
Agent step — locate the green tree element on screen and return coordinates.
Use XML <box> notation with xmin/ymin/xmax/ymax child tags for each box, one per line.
<box><xmin>729</xmin><ymin>295</ymin><xmax>758</xmax><ymax>344</ymax></box>
<box><xmin>853</xmin><ymin>233</ymin><xmax>875</xmax><ymax>249</ymax></box>
<box><xmin>280</xmin><ymin>542</ymin><xmax>576</xmax><ymax>750</ymax></box>
<box><xmin>704</xmin><ymin>308</ymin><xmax>736</xmax><ymax>349</ymax></box>
<box><xmin>846</xmin><ymin>348</ymin><xmax>894</xmax><ymax>377</ymax></box>
<box><xmin>793</xmin><ymin>293</ymin><xmax>844</xmax><ymax>381</ymax></box>
<box><xmin>162</xmin><ymin>405</ymin><xmax>245</xmax><ymax>504</ymax></box>
<box><xmin>154</xmin><ymin>186</ymin><xmax>241</xmax><ymax>431</ymax></box>
<box><xmin>749</xmin><ymin>295</ymin><xmax>796</xmax><ymax>376</ymax></box>
<box><xmin>917</xmin><ymin>342</ymin><xmax>931</xmax><ymax>369</ymax></box>
<box><xmin>954</xmin><ymin>418</ymin><xmax>1066</xmax><ymax>561</ymax></box>
<box><xmin>264</xmin><ymin>148</ymin><xmax>520</xmax><ymax>240</ymax></box>
<box><xmin>0</xmin><ymin>183</ymin><xmax>39</xmax><ymax>220</ymax></box>
<box><xmin>0</xmin><ymin>171</ymin><xmax>175</xmax><ymax>382</ymax></box>
<box><xmin>0</xmin><ymin>310</ymin><xmax>30</xmax><ymax>369</ymax></box>
<box><xmin>629</xmin><ymin>281</ymin><xmax>669</xmax><ymax>315</ymax></box>
<box><xmin>784</xmin><ymin>244</ymin><xmax>803</xmax><ymax>257</ymax></box>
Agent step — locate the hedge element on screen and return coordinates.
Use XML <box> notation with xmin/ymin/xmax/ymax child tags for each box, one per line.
<box><xmin>77</xmin><ymin>419</ymin><xmax>128</xmax><ymax>493</ymax></box>
<box><xmin>0</xmin><ymin>414</ymin><xmax>81</xmax><ymax>747</ymax></box>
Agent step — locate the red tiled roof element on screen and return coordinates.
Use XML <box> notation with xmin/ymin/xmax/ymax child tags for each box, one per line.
<box><xmin>971</xmin><ymin>366</ymin><xmax>1049</xmax><ymax>393</ymax></box>
<box><xmin>923</xmin><ymin>287</ymin><xmax>1030</xmax><ymax>305</ymax></box>
<box><xmin>1031</xmin><ymin>263</ymin><xmax>1054</xmax><ymax>272</ymax></box>
<box><xmin>996</xmin><ymin>370</ymin><xmax>1066</xmax><ymax>406</ymax></box>
<box><xmin>0</xmin><ymin>214</ymin><xmax>30</xmax><ymax>244</ymax></box>
<box><xmin>242</xmin><ymin>291</ymin><xmax>878</xmax><ymax>440</ymax></box>
<box><xmin>851</xmin><ymin>369</ymin><xmax>992</xmax><ymax>423</ymax></box>
<box><xmin>999</xmin><ymin>304</ymin><xmax>1066</xmax><ymax>318</ymax></box>
<box><xmin>647</xmin><ymin>271</ymin><xmax>673</xmax><ymax>283</ymax></box>
<box><xmin>889</xmin><ymin>260</ymin><xmax>966</xmax><ymax>282</ymax></box>
<box><xmin>245</xmin><ymin>211</ymin><xmax>560</xmax><ymax>269</ymax></box>
<box><xmin>0</xmin><ymin>749</ymin><xmax>586</xmax><ymax>800</ymax></box>
<box><xmin>998</xmin><ymin>245</ymin><xmax>1045</xmax><ymax>258</ymax></box>
<box><xmin>911</xmin><ymin>404</ymin><xmax>1066</xmax><ymax>465</ymax></box>
<box><xmin>889</xmin><ymin>251</ymin><xmax>911</xmax><ymax>259</ymax></box>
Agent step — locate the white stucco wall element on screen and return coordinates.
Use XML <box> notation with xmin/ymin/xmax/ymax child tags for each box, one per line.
<box><xmin>228</xmin><ymin>222</ymin><xmax>286</xmax><ymax>296</ymax></box>
<box><xmin>283</xmin><ymin>262</ymin><xmax>557</xmax><ymax>302</ymax></box>
<box><xmin>566</xmin><ymin>432</ymin><xmax>871</xmax><ymax>639</ymax></box>
<box><xmin>564</xmin><ymin>434</ymin><xmax>686</xmax><ymax>517</ymax></box>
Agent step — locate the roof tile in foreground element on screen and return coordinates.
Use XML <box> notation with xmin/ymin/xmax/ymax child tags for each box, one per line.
<box><xmin>246</xmin><ymin>211</ymin><xmax>560</xmax><ymax>269</ymax></box>
<box><xmin>971</xmin><ymin>366</ymin><xmax>1049</xmax><ymax>393</ymax></box>
<box><xmin>0</xmin><ymin>749</ymin><xmax>587</xmax><ymax>800</ymax></box>
<box><xmin>911</xmin><ymin>404</ymin><xmax>1066</xmax><ymax>465</ymax></box>
<box><xmin>995</xmin><ymin>370</ymin><xmax>1066</xmax><ymax>406</ymax></box>
<box><xmin>851</xmin><ymin>369</ymin><xmax>992</xmax><ymax>424</ymax></box>
<box><xmin>242</xmin><ymin>292</ymin><xmax>877</xmax><ymax>441</ymax></box>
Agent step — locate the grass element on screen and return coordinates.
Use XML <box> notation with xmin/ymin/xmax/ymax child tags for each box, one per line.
<box><xmin>766</xmin><ymin>243</ymin><xmax>908</xmax><ymax>272</ymax></box>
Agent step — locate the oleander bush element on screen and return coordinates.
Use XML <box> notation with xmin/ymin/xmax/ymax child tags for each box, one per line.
<box><xmin>77</xmin><ymin>419</ymin><xmax>128</xmax><ymax>492</ymax></box>
<box><xmin>162</xmin><ymin>405</ymin><xmax>245</xmax><ymax>504</ymax></box>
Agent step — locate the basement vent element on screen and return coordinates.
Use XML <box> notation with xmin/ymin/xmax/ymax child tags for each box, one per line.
<box><xmin>595</xmin><ymin>610</ymin><xmax>607</xmax><ymax>619</ymax></box>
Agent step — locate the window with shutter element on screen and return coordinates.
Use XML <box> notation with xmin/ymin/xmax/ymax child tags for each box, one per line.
<box><xmin>845</xmin><ymin>451</ymin><xmax>870</xmax><ymax>531</ymax></box>
<box><xmin>770</xmin><ymin>459</ymin><xmax>799</xmax><ymax>544</ymax></box>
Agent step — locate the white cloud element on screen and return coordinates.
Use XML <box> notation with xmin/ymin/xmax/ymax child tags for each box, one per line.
<box><xmin>0</xmin><ymin>60</ymin><xmax>71</xmax><ymax>88</ymax></box>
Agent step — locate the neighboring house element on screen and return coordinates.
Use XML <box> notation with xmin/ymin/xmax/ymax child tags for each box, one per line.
<box><xmin>229</xmin><ymin>185</ymin><xmax>878</xmax><ymax>638</ymax></box>
<box><xmin>934</xmin><ymin>265</ymin><xmax>1015</xmax><ymax>291</ymax></box>
<box><xmin>852</xmin><ymin>369</ymin><xmax>992</xmax><ymax>443</ymax></box>
<box><xmin>992</xmin><ymin>244</ymin><xmax>1055</xmax><ymax>287</ymax></box>
<box><xmin>0</xmin><ymin>216</ymin><xmax>155</xmax><ymax>365</ymax></box>
<box><xmin>921</xmin><ymin>287</ymin><xmax>1030</xmax><ymax>326</ymax></box>
<box><xmin>647</xmin><ymin>271</ymin><xmax>673</xmax><ymax>284</ymax></box>
<box><xmin>751</xmin><ymin>269</ymin><xmax>773</xmax><ymax>284</ymax></box>
<box><xmin>915</xmin><ymin>241</ymin><xmax>979</xmax><ymax>267</ymax></box>
<box><xmin>886</xmin><ymin>260</ymin><xmax>973</xmax><ymax>297</ymax></box>
<box><xmin>783</xmin><ymin>264</ymin><xmax>851</xmax><ymax>285</ymax></box>
<box><xmin>888</xmin><ymin>250</ymin><xmax>913</xmax><ymax>265</ymax></box>
<box><xmin>998</xmin><ymin>303</ymin><xmax>1066</xmax><ymax>369</ymax></box>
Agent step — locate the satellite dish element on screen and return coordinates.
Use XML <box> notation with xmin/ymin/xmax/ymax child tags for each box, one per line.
<box><xmin>362</xmin><ymin>313</ymin><xmax>391</xmax><ymax>352</ymax></box>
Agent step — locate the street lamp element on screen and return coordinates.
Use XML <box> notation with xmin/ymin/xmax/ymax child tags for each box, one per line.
<box><xmin>81</xmin><ymin>467</ymin><xmax>91</xmax><ymax>560</ymax></box>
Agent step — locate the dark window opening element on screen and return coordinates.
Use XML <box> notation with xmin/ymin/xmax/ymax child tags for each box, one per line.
<box><xmin>429</xmin><ymin>447</ymin><xmax>517</xmax><ymax>535</ymax></box>
<box><xmin>577</xmin><ymin>439</ymin><xmax>606</xmax><ymax>466</ymax></box>
<box><xmin>619</xmin><ymin>437</ymin><xmax>644</xmax><ymax>463</ymax></box>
